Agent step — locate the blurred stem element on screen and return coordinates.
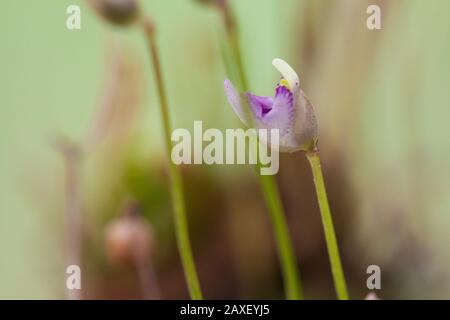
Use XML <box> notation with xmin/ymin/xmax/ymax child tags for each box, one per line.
<box><xmin>306</xmin><ymin>150</ymin><xmax>349</xmax><ymax>300</ymax></box>
<box><xmin>141</xmin><ymin>18</ymin><xmax>203</xmax><ymax>300</ymax></box>
<box><xmin>85</xmin><ymin>40</ymin><xmax>122</xmax><ymax>152</ymax></box>
<box><xmin>216</xmin><ymin>0</ymin><xmax>248</xmax><ymax>92</ymax></box>
<box><xmin>256</xmin><ymin>166</ymin><xmax>303</xmax><ymax>300</ymax></box>
<box><xmin>54</xmin><ymin>139</ymin><xmax>82</xmax><ymax>300</ymax></box>
<box><xmin>218</xmin><ymin>0</ymin><xmax>303</xmax><ymax>300</ymax></box>
<box><xmin>136</xmin><ymin>256</ymin><xmax>161</xmax><ymax>300</ymax></box>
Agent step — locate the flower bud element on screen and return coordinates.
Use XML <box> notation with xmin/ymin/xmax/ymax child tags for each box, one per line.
<box><xmin>193</xmin><ymin>0</ymin><xmax>216</xmax><ymax>6</ymax></box>
<box><xmin>87</xmin><ymin>0</ymin><xmax>141</xmax><ymax>26</ymax></box>
<box><xmin>105</xmin><ymin>202</ymin><xmax>154</xmax><ymax>266</ymax></box>
<box><xmin>365</xmin><ymin>292</ymin><xmax>380</xmax><ymax>300</ymax></box>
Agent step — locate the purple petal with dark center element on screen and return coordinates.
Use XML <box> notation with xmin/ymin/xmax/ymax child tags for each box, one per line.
<box><xmin>223</xmin><ymin>78</ymin><xmax>296</xmax><ymax>135</ymax></box>
<box><xmin>262</xmin><ymin>85</ymin><xmax>295</xmax><ymax>136</ymax></box>
<box><xmin>274</xmin><ymin>85</ymin><xmax>294</xmax><ymax>106</ymax></box>
<box><xmin>246</xmin><ymin>93</ymin><xmax>274</xmax><ymax>119</ymax></box>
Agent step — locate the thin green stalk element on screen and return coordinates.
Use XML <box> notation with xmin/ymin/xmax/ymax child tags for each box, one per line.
<box><xmin>219</xmin><ymin>1</ymin><xmax>303</xmax><ymax>299</ymax></box>
<box><xmin>217</xmin><ymin>0</ymin><xmax>248</xmax><ymax>92</ymax></box>
<box><xmin>256</xmin><ymin>165</ymin><xmax>303</xmax><ymax>300</ymax></box>
<box><xmin>142</xmin><ymin>18</ymin><xmax>203</xmax><ymax>300</ymax></box>
<box><xmin>228</xmin><ymin>26</ymin><xmax>248</xmax><ymax>92</ymax></box>
<box><xmin>306</xmin><ymin>150</ymin><xmax>349</xmax><ymax>300</ymax></box>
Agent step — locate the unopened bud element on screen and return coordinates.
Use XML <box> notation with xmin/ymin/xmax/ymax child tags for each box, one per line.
<box><xmin>365</xmin><ymin>292</ymin><xmax>380</xmax><ymax>300</ymax></box>
<box><xmin>193</xmin><ymin>0</ymin><xmax>216</xmax><ymax>6</ymax></box>
<box><xmin>87</xmin><ymin>0</ymin><xmax>141</xmax><ymax>26</ymax></box>
<box><xmin>105</xmin><ymin>203</ymin><xmax>154</xmax><ymax>266</ymax></box>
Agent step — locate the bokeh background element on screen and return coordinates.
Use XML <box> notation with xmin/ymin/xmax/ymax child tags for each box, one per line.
<box><xmin>1</xmin><ymin>0</ymin><xmax>450</xmax><ymax>299</ymax></box>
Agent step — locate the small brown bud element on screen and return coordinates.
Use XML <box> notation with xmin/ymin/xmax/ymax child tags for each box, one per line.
<box><xmin>365</xmin><ymin>292</ymin><xmax>381</xmax><ymax>300</ymax></box>
<box><xmin>87</xmin><ymin>0</ymin><xmax>141</xmax><ymax>26</ymax></box>
<box><xmin>105</xmin><ymin>204</ymin><xmax>154</xmax><ymax>266</ymax></box>
<box><xmin>193</xmin><ymin>0</ymin><xmax>216</xmax><ymax>6</ymax></box>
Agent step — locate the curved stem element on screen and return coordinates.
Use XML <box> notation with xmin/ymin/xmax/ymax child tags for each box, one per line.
<box><xmin>306</xmin><ymin>150</ymin><xmax>349</xmax><ymax>300</ymax></box>
<box><xmin>142</xmin><ymin>19</ymin><xmax>203</xmax><ymax>300</ymax></box>
<box><xmin>219</xmin><ymin>1</ymin><xmax>303</xmax><ymax>299</ymax></box>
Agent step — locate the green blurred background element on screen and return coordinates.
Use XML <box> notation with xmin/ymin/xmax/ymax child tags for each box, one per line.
<box><xmin>1</xmin><ymin>0</ymin><xmax>450</xmax><ymax>299</ymax></box>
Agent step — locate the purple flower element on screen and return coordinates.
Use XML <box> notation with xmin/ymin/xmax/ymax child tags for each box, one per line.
<box><xmin>224</xmin><ymin>58</ymin><xmax>318</xmax><ymax>152</ymax></box>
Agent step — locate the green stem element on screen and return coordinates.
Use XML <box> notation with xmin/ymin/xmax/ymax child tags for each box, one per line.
<box><xmin>219</xmin><ymin>2</ymin><xmax>303</xmax><ymax>299</ymax></box>
<box><xmin>306</xmin><ymin>150</ymin><xmax>349</xmax><ymax>300</ymax></box>
<box><xmin>257</xmin><ymin>165</ymin><xmax>303</xmax><ymax>300</ymax></box>
<box><xmin>142</xmin><ymin>18</ymin><xmax>203</xmax><ymax>300</ymax></box>
<box><xmin>228</xmin><ymin>27</ymin><xmax>248</xmax><ymax>92</ymax></box>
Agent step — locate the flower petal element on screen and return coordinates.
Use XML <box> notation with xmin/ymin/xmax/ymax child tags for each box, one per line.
<box><xmin>224</xmin><ymin>79</ymin><xmax>251</xmax><ymax>126</ymax></box>
<box><xmin>292</xmin><ymin>89</ymin><xmax>318</xmax><ymax>151</ymax></box>
<box><xmin>224</xmin><ymin>79</ymin><xmax>274</xmax><ymax>128</ymax></box>
<box><xmin>246</xmin><ymin>93</ymin><xmax>274</xmax><ymax>119</ymax></box>
<box><xmin>272</xmin><ymin>58</ymin><xmax>300</xmax><ymax>93</ymax></box>
<box><xmin>263</xmin><ymin>85</ymin><xmax>295</xmax><ymax>136</ymax></box>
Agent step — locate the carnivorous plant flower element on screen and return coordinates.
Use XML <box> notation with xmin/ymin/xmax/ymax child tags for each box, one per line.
<box><xmin>224</xmin><ymin>58</ymin><xmax>349</xmax><ymax>300</ymax></box>
<box><xmin>224</xmin><ymin>58</ymin><xmax>318</xmax><ymax>152</ymax></box>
